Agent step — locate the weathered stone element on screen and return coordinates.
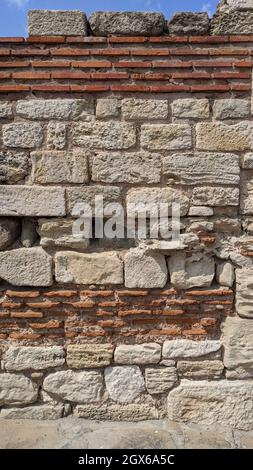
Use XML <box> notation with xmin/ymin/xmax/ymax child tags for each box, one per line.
<box><xmin>163</xmin><ymin>340</ymin><xmax>221</xmax><ymax>359</ymax></box>
<box><xmin>0</xmin><ymin>404</ymin><xmax>64</xmax><ymax>420</ymax></box>
<box><xmin>0</xmin><ymin>186</ymin><xmax>66</xmax><ymax>217</ymax></box>
<box><xmin>145</xmin><ymin>367</ymin><xmax>177</xmax><ymax>394</ymax></box>
<box><xmin>0</xmin><ymin>374</ymin><xmax>38</xmax><ymax>406</ymax></box>
<box><xmin>218</xmin><ymin>0</ymin><xmax>253</xmax><ymax>11</ymax></box>
<box><xmin>0</xmin><ymin>150</ymin><xmax>28</xmax><ymax>184</ymax></box>
<box><xmin>73</xmin><ymin>122</ymin><xmax>136</xmax><ymax>150</ymax></box>
<box><xmin>105</xmin><ymin>366</ymin><xmax>145</xmax><ymax>403</ymax></box>
<box><xmin>240</xmin><ymin>171</ymin><xmax>253</xmax><ymax>214</ymax></box>
<box><xmin>241</xmin><ymin>153</ymin><xmax>253</xmax><ymax>169</ymax></box>
<box><xmin>177</xmin><ymin>360</ymin><xmax>224</xmax><ymax>379</ymax></box>
<box><xmin>55</xmin><ymin>251</ymin><xmax>123</xmax><ymax>285</ymax></box>
<box><xmin>96</xmin><ymin>99</ymin><xmax>121</xmax><ymax>118</ymax></box>
<box><xmin>141</xmin><ymin>124</ymin><xmax>192</xmax><ymax>151</ymax></box>
<box><xmin>43</xmin><ymin>370</ymin><xmax>103</xmax><ymax>403</ymax></box>
<box><xmin>168</xmin><ymin>12</ymin><xmax>209</xmax><ymax>35</ymax></box>
<box><xmin>75</xmin><ymin>404</ymin><xmax>158</xmax><ymax>421</ymax></box>
<box><xmin>38</xmin><ymin>218</ymin><xmax>89</xmax><ymax>249</ymax></box>
<box><xmin>92</xmin><ymin>152</ymin><xmax>161</xmax><ymax>184</ymax></box>
<box><xmin>0</xmin><ymin>102</ymin><xmax>12</xmax><ymax>118</ymax></box>
<box><xmin>47</xmin><ymin>122</ymin><xmax>66</xmax><ymax>150</ymax></box>
<box><xmin>0</xmin><ymin>218</ymin><xmax>20</xmax><ymax>250</ymax></box>
<box><xmin>0</xmin><ymin>247</ymin><xmax>53</xmax><ymax>286</ymax></box>
<box><xmin>216</xmin><ymin>261</ymin><xmax>235</xmax><ymax>287</ymax></box>
<box><xmin>196</xmin><ymin>122</ymin><xmax>253</xmax><ymax>151</ymax></box>
<box><xmin>31</xmin><ymin>151</ymin><xmax>89</xmax><ymax>184</ymax></box>
<box><xmin>191</xmin><ymin>186</ymin><xmax>239</xmax><ymax>206</ymax></box>
<box><xmin>168</xmin><ymin>252</ymin><xmax>215</xmax><ymax>289</ymax></box>
<box><xmin>67</xmin><ymin>186</ymin><xmax>121</xmax><ymax>213</ymax></box>
<box><xmin>21</xmin><ymin>219</ymin><xmax>38</xmax><ymax>248</ymax></box>
<box><xmin>89</xmin><ymin>12</ymin><xmax>165</xmax><ymax>36</ymax></box>
<box><xmin>126</xmin><ymin>188</ymin><xmax>190</xmax><ymax>217</ymax></box>
<box><xmin>122</xmin><ymin>99</ymin><xmax>168</xmax><ymax>120</ymax></box>
<box><xmin>214</xmin><ymin>217</ymin><xmax>241</xmax><ymax>235</ymax></box>
<box><xmin>235</xmin><ymin>267</ymin><xmax>253</xmax><ymax>317</ymax></box>
<box><xmin>28</xmin><ymin>10</ymin><xmax>88</xmax><ymax>36</ymax></box>
<box><xmin>114</xmin><ymin>344</ymin><xmax>161</xmax><ymax>365</ymax></box>
<box><xmin>163</xmin><ymin>153</ymin><xmax>239</xmax><ymax>185</ymax></box>
<box><xmin>67</xmin><ymin>344</ymin><xmax>114</xmax><ymax>369</ymax></box>
<box><xmin>222</xmin><ymin>317</ymin><xmax>253</xmax><ymax>377</ymax></box>
<box><xmin>124</xmin><ymin>249</ymin><xmax>167</xmax><ymax>289</ymax></box>
<box><xmin>188</xmin><ymin>206</ymin><xmax>214</xmax><ymax>217</ymax></box>
<box><xmin>211</xmin><ymin>10</ymin><xmax>253</xmax><ymax>35</ymax></box>
<box><xmin>16</xmin><ymin>99</ymin><xmax>94</xmax><ymax>120</ymax></box>
<box><xmin>3</xmin><ymin>122</ymin><xmax>43</xmax><ymax>149</ymax></box>
<box><xmin>213</xmin><ymin>99</ymin><xmax>250</xmax><ymax>119</ymax></box>
<box><xmin>168</xmin><ymin>380</ymin><xmax>253</xmax><ymax>431</ymax></box>
<box><xmin>172</xmin><ymin>99</ymin><xmax>209</xmax><ymax>119</ymax></box>
<box><xmin>4</xmin><ymin>346</ymin><xmax>65</xmax><ymax>371</ymax></box>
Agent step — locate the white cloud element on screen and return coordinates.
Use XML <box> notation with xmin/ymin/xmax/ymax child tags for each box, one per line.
<box><xmin>6</xmin><ymin>0</ymin><xmax>29</xmax><ymax>8</ymax></box>
<box><xmin>144</xmin><ymin>0</ymin><xmax>162</xmax><ymax>10</ymax></box>
<box><xmin>201</xmin><ymin>1</ymin><xmax>214</xmax><ymax>17</ymax></box>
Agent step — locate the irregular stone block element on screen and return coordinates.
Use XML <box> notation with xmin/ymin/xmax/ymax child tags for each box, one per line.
<box><xmin>38</xmin><ymin>218</ymin><xmax>89</xmax><ymax>249</ymax></box>
<box><xmin>4</xmin><ymin>346</ymin><xmax>65</xmax><ymax>372</ymax></box>
<box><xmin>0</xmin><ymin>404</ymin><xmax>64</xmax><ymax>420</ymax></box>
<box><xmin>218</xmin><ymin>0</ymin><xmax>253</xmax><ymax>11</ymax></box>
<box><xmin>92</xmin><ymin>152</ymin><xmax>161</xmax><ymax>184</ymax></box>
<box><xmin>16</xmin><ymin>99</ymin><xmax>94</xmax><ymax>120</ymax></box>
<box><xmin>236</xmin><ymin>267</ymin><xmax>253</xmax><ymax>317</ymax></box>
<box><xmin>191</xmin><ymin>186</ymin><xmax>239</xmax><ymax>206</ymax></box>
<box><xmin>213</xmin><ymin>99</ymin><xmax>250</xmax><ymax>119</ymax></box>
<box><xmin>167</xmin><ymin>380</ymin><xmax>253</xmax><ymax>431</ymax></box>
<box><xmin>28</xmin><ymin>10</ymin><xmax>88</xmax><ymax>36</ymax></box>
<box><xmin>73</xmin><ymin>122</ymin><xmax>136</xmax><ymax>150</ymax></box>
<box><xmin>177</xmin><ymin>360</ymin><xmax>224</xmax><ymax>380</ymax></box>
<box><xmin>0</xmin><ymin>186</ymin><xmax>66</xmax><ymax>217</ymax></box>
<box><xmin>105</xmin><ymin>366</ymin><xmax>145</xmax><ymax>403</ymax></box>
<box><xmin>89</xmin><ymin>12</ymin><xmax>165</xmax><ymax>36</ymax></box>
<box><xmin>168</xmin><ymin>12</ymin><xmax>209</xmax><ymax>35</ymax></box>
<box><xmin>43</xmin><ymin>370</ymin><xmax>103</xmax><ymax>403</ymax></box>
<box><xmin>222</xmin><ymin>317</ymin><xmax>253</xmax><ymax>376</ymax></box>
<box><xmin>196</xmin><ymin>122</ymin><xmax>253</xmax><ymax>151</ymax></box>
<box><xmin>0</xmin><ymin>218</ymin><xmax>20</xmax><ymax>250</ymax></box>
<box><xmin>211</xmin><ymin>10</ymin><xmax>253</xmax><ymax>34</ymax></box>
<box><xmin>168</xmin><ymin>252</ymin><xmax>215</xmax><ymax>289</ymax></box>
<box><xmin>0</xmin><ymin>374</ymin><xmax>38</xmax><ymax>406</ymax></box>
<box><xmin>241</xmin><ymin>153</ymin><xmax>253</xmax><ymax>169</ymax></box>
<box><xmin>114</xmin><ymin>343</ymin><xmax>161</xmax><ymax>365</ymax></box>
<box><xmin>0</xmin><ymin>150</ymin><xmax>29</xmax><ymax>184</ymax></box>
<box><xmin>122</xmin><ymin>99</ymin><xmax>168</xmax><ymax>120</ymax></box>
<box><xmin>0</xmin><ymin>102</ymin><xmax>12</xmax><ymax>118</ymax></box>
<box><xmin>240</xmin><ymin>171</ymin><xmax>253</xmax><ymax>214</ymax></box>
<box><xmin>3</xmin><ymin>122</ymin><xmax>43</xmax><ymax>149</ymax></box>
<box><xmin>0</xmin><ymin>247</ymin><xmax>53</xmax><ymax>287</ymax></box>
<box><xmin>145</xmin><ymin>367</ymin><xmax>177</xmax><ymax>394</ymax></box>
<box><xmin>216</xmin><ymin>261</ymin><xmax>235</xmax><ymax>287</ymax></box>
<box><xmin>163</xmin><ymin>153</ymin><xmax>239</xmax><ymax>185</ymax></box>
<box><xmin>55</xmin><ymin>251</ymin><xmax>123</xmax><ymax>285</ymax></box>
<box><xmin>172</xmin><ymin>99</ymin><xmax>209</xmax><ymax>119</ymax></box>
<box><xmin>188</xmin><ymin>206</ymin><xmax>214</xmax><ymax>217</ymax></box>
<box><xmin>67</xmin><ymin>344</ymin><xmax>114</xmax><ymax>369</ymax></box>
<box><xmin>31</xmin><ymin>151</ymin><xmax>89</xmax><ymax>184</ymax></box>
<box><xmin>75</xmin><ymin>404</ymin><xmax>158</xmax><ymax>421</ymax></box>
<box><xmin>124</xmin><ymin>249</ymin><xmax>167</xmax><ymax>289</ymax></box>
<box><xmin>96</xmin><ymin>99</ymin><xmax>121</xmax><ymax>118</ymax></box>
<box><xmin>47</xmin><ymin>122</ymin><xmax>66</xmax><ymax>150</ymax></box>
<box><xmin>67</xmin><ymin>186</ymin><xmax>121</xmax><ymax>213</ymax></box>
<box><xmin>141</xmin><ymin>124</ymin><xmax>192</xmax><ymax>151</ymax></box>
<box><xmin>163</xmin><ymin>340</ymin><xmax>221</xmax><ymax>359</ymax></box>
<box><xmin>126</xmin><ymin>187</ymin><xmax>190</xmax><ymax>217</ymax></box>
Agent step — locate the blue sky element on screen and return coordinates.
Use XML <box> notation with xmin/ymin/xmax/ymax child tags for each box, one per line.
<box><xmin>1</xmin><ymin>0</ymin><xmax>219</xmax><ymax>36</ymax></box>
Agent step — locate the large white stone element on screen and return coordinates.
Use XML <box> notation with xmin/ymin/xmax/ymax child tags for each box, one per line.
<box><xmin>122</xmin><ymin>99</ymin><xmax>168</xmax><ymax>120</ymax></box>
<box><xmin>38</xmin><ymin>218</ymin><xmax>90</xmax><ymax>249</ymax></box>
<box><xmin>168</xmin><ymin>252</ymin><xmax>215</xmax><ymax>289</ymax></box>
<box><xmin>145</xmin><ymin>367</ymin><xmax>177</xmax><ymax>394</ymax></box>
<box><xmin>31</xmin><ymin>151</ymin><xmax>89</xmax><ymax>184</ymax></box>
<box><xmin>191</xmin><ymin>186</ymin><xmax>239</xmax><ymax>206</ymax></box>
<box><xmin>236</xmin><ymin>267</ymin><xmax>253</xmax><ymax>317</ymax></box>
<box><xmin>213</xmin><ymin>99</ymin><xmax>250</xmax><ymax>119</ymax></box>
<box><xmin>16</xmin><ymin>99</ymin><xmax>93</xmax><ymax>120</ymax></box>
<box><xmin>141</xmin><ymin>124</ymin><xmax>192</xmax><ymax>150</ymax></box>
<box><xmin>105</xmin><ymin>366</ymin><xmax>145</xmax><ymax>403</ymax></box>
<box><xmin>0</xmin><ymin>102</ymin><xmax>12</xmax><ymax>118</ymax></box>
<box><xmin>196</xmin><ymin>122</ymin><xmax>253</xmax><ymax>151</ymax></box>
<box><xmin>124</xmin><ymin>249</ymin><xmax>167</xmax><ymax>288</ymax></box>
<box><xmin>216</xmin><ymin>261</ymin><xmax>235</xmax><ymax>287</ymax></box>
<box><xmin>4</xmin><ymin>346</ymin><xmax>65</xmax><ymax>372</ymax></box>
<box><xmin>73</xmin><ymin>122</ymin><xmax>136</xmax><ymax>149</ymax></box>
<box><xmin>163</xmin><ymin>340</ymin><xmax>221</xmax><ymax>359</ymax></box>
<box><xmin>28</xmin><ymin>10</ymin><xmax>88</xmax><ymax>36</ymax></box>
<box><xmin>3</xmin><ymin>123</ymin><xmax>43</xmax><ymax>148</ymax></box>
<box><xmin>0</xmin><ymin>374</ymin><xmax>38</xmax><ymax>405</ymax></box>
<box><xmin>172</xmin><ymin>99</ymin><xmax>209</xmax><ymax>119</ymax></box>
<box><xmin>43</xmin><ymin>370</ymin><xmax>103</xmax><ymax>403</ymax></box>
<box><xmin>222</xmin><ymin>317</ymin><xmax>253</xmax><ymax>376</ymax></box>
<box><xmin>126</xmin><ymin>187</ymin><xmax>190</xmax><ymax>217</ymax></box>
<box><xmin>114</xmin><ymin>344</ymin><xmax>161</xmax><ymax>365</ymax></box>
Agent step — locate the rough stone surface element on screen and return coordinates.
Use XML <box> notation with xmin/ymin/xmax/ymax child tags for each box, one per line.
<box><xmin>236</xmin><ymin>268</ymin><xmax>253</xmax><ymax>317</ymax></box>
<box><xmin>31</xmin><ymin>151</ymin><xmax>89</xmax><ymax>184</ymax></box>
<box><xmin>122</xmin><ymin>99</ymin><xmax>168</xmax><ymax>120</ymax></box>
<box><xmin>177</xmin><ymin>360</ymin><xmax>224</xmax><ymax>379</ymax></box>
<box><xmin>240</xmin><ymin>171</ymin><xmax>253</xmax><ymax>214</ymax></box>
<box><xmin>168</xmin><ymin>12</ymin><xmax>210</xmax><ymax>35</ymax></box>
<box><xmin>213</xmin><ymin>99</ymin><xmax>250</xmax><ymax>119</ymax></box>
<box><xmin>0</xmin><ymin>150</ymin><xmax>28</xmax><ymax>184</ymax></box>
<box><xmin>38</xmin><ymin>218</ymin><xmax>89</xmax><ymax>249</ymax></box>
<box><xmin>73</xmin><ymin>122</ymin><xmax>136</xmax><ymax>150</ymax></box>
<box><xmin>92</xmin><ymin>152</ymin><xmax>161</xmax><ymax>184</ymax></box>
<box><xmin>16</xmin><ymin>99</ymin><xmax>94</xmax><ymax>120</ymax></box>
<box><xmin>216</xmin><ymin>261</ymin><xmax>235</xmax><ymax>287</ymax></box>
<box><xmin>241</xmin><ymin>153</ymin><xmax>253</xmax><ymax>169</ymax></box>
<box><xmin>124</xmin><ymin>249</ymin><xmax>168</xmax><ymax>288</ymax></box>
<box><xmin>55</xmin><ymin>251</ymin><xmax>123</xmax><ymax>285</ymax></box>
<box><xmin>163</xmin><ymin>340</ymin><xmax>222</xmax><ymax>359</ymax></box>
<box><xmin>75</xmin><ymin>404</ymin><xmax>158</xmax><ymax>421</ymax></box>
<box><xmin>43</xmin><ymin>370</ymin><xmax>103</xmax><ymax>403</ymax></box>
<box><xmin>105</xmin><ymin>366</ymin><xmax>145</xmax><ymax>403</ymax></box>
<box><xmin>28</xmin><ymin>10</ymin><xmax>88</xmax><ymax>36</ymax></box>
<box><xmin>0</xmin><ymin>102</ymin><xmax>12</xmax><ymax>118</ymax></box>
<box><xmin>0</xmin><ymin>405</ymin><xmax>64</xmax><ymax>420</ymax></box>
<box><xmin>67</xmin><ymin>344</ymin><xmax>114</xmax><ymax>369</ymax></box>
<box><xmin>96</xmin><ymin>99</ymin><xmax>120</xmax><ymax>118</ymax></box>
<box><xmin>4</xmin><ymin>346</ymin><xmax>65</xmax><ymax>372</ymax></box>
<box><xmin>222</xmin><ymin>317</ymin><xmax>253</xmax><ymax>376</ymax></box>
<box><xmin>126</xmin><ymin>188</ymin><xmax>190</xmax><ymax>217</ymax></box>
<box><xmin>114</xmin><ymin>344</ymin><xmax>161</xmax><ymax>365</ymax></box>
<box><xmin>191</xmin><ymin>186</ymin><xmax>239</xmax><ymax>206</ymax></box>
<box><xmin>0</xmin><ymin>374</ymin><xmax>38</xmax><ymax>406</ymax></box>
<box><xmin>172</xmin><ymin>99</ymin><xmax>209</xmax><ymax>119</ymax></box>
<box><xmin>47</xmin><ymin>122</ymin><xmax>66</xmax><ymax>150</ymax></box>
<box><xmin>0</xmin><ymin>247</ymin><xmax>53</xmax><ymax>286</ymax></box>
<box><xmin>163</xmin><ymin>153</ymin><xmax>239</xmax><ymax>185</ymax></box>
<box><xmin>67</xmin><ymin>186</ymin><xmax>121</xmax><ymax>213</ymax></box>
<box><xmin>89</xmin><ymin>12</ymin><xmax>165</xmax><ymax>36</ymax></box>
<box><xmin>3</xmin><ymin>123</ymin><xmax>43</xmax><ymax>149</ymax></box>
<box><xmin>145</xmin><ymin>367</ymin><xmax>177</xmax><ymax>394</ymax></box>
<box><xmin>168</xmin><ymin>252</ymin><xmax>215</xmax><ymax>289</ymax></box>
<box><xmin>0</xmin><ymin>218</ymin><xmax>20</xmax><ymax>250</ymax></box>
<box><xmin>0</xmin><ymin>186</ymin><xmax>66</xmax><ymax>217</ymax></box>
<box><xmin>141</xmin><ymin>124</ymin><xmax>192</xmax><ymax>151</ymax></box>
<box><xmin>21</xmin><ymin>219</ymin><xmax>38</xmax><ymax>248</ymax></box>
<box><xmin>211</xmin><ymin>10</ymin><xmax>253</xmax><ymax>35</ymax></box>
<box><xmin>188</xmin><ymin>206</ymin><xmax>214</xmax><ymax>217</ymax></box>
<box><xmin>196</xmin><ymin>122</ymin><xmax>253</xmax><ymax>151</ymax></box>
<box><xmin>218</xmin><ymin>0</ymin><xmax>253</xmax><ymax>11</ymax></box>
<box><xmin>168</xmin><ymin>380</ymin><xmax>253</xmax><ymax>431</ymax></box>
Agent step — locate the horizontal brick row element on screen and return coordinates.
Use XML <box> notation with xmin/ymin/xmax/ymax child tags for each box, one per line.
<box><xmin>2</xmin><ymin>48</ymin><xmax>253</xmax><ymax>56</ymax></box>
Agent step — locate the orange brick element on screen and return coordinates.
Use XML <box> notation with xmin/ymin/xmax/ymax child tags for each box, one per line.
<box><xmin>26</xmin><ymin>301</ymin><xmax>60</xmax><ymax>309</ymax></box>
<box><xmin>0</xmin><ymin>37</ymin><xmax>24</xmax><ymax>43</ymax></box>
<box><xmin>6</xmin><ymin>290</ymin><xmax>40</xmax><ymax>298</ymax></box>
<box><xmin>27</xmin><ymin>36</ymin><xmax>65</xmax><ymax>43</ymax></box>
<box><xmin>0</xmin><ymin>48</ymin><xmax>10</xmax><ymax>55</ymax></box>
<box><xmin>30</xmin><ymin>85</ymin><xmax>70</xmax><ymax>92</ymax></box>
<box><xmin>81</xmin><ymin>290</ymin><xmax>114</xmax><ymax>297</ymax></box>
<box><xmin>73</xmin><ymin>60</ymin><xmax>111</xmax><ymax>68</ymax></box>
<box><xmin>117</xmin><ymin>290</ymin><xmax>149</xmax><ymax>297</ymax></box>
<box><xmin>0</xmin><ymin>72</ymin><xmax>11</xmax><ymax>79</ymax></box>
<box><xmin>10</xmin><ymin>332</ymin><xmax>42</xmax><ymax>340</ymax></box>
<box><xmin>183</xmin><ymin>328</ymin><xmax>207</xmax><ymax>335</ymax></box>
<box><xmin>12</xmin><ymin>49</ymin><xmax>49</xmax><ymax>56</ymax></box>
<box><xmin>13</xmin><ymin>71</ymin><xmax>51</xmax><ymax>80</ymax></box>
<box><xmin>0</xmin><ymin>85</ymin><xmax>30</xmax><ymax>92</ymax></box>
<box><xmin>67</xmin><ymin>301</ymin><xmax>96</xmax><ymax>308</ymax></box>
<box><xmin>200</xmin><ymin>318</ymin><xmax>218</xmax><ymax>326</ymax></box>
<box><xmin>149</xmin><ymin>328</ymin><xmax>181</xmax><ymax>335</ymax></box>
<box><xmin>51</xmin><ymin>71</ymin><xmax>90</xmax><ymax>79</ymax></box>
<box><xmin>29</xmin><ymin>320</ymin><xmax>62</xmax><ymax>329</ymax></box>
<box><xmin>97</xmin><ymin>319</ymin><xmax>125</xmax><ymax>328</ymax></box>
<box><xmin>0</xmin><ymin>312</ymin><xmax>9</xmax><ymax>318</ymax></box>
<box><xmin>33</xmin><ymin>60</ymin><xmax>71</xmax><ymax>68</ymax></box>
<box><xmin>92</xmin><ymin>48</ymin><xmax>130</xmax><ymax>56</ymax></box>
<box><xmin>0</xmin><ymin>60</ymin><xmax>30</xmax><ymax>67</ymax></box>
<box><xmin>45</xmin><ymin>290</ymin><xmax>77</xmax><ymax>298</ymax></box>
<box><xmin>118</xmin><ymin>309</ymin><xmax>151</xmax><ymax>317</ymax></box>
<box><xmin>96</xmin><ymin>310</ymin><xmax>114</xmax><ymax>316</ymax></box>
<box><xmin>51</xmin><ymin>48</ymin><xmax>90</xmax><ymax>56</ymax></box>
<box><xmin>0</xmin><ymin>302</ymin><xmax>22</xmax><ymax>309</ymax></box>
<box><xmin>10</xmin><ymin>311</ymin><xmax>43</xmax><ymax>318</ymax></box>
<box><xmin>187</xmin><ymin>289</ymin><xmax>233</xmax><ymax>297</ymax></box>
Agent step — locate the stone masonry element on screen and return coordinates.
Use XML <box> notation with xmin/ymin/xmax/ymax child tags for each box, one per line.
<box><xmin>1</xmin><ymin>3</ymin><xmax>253</xmax><ymax>429</ymax></box>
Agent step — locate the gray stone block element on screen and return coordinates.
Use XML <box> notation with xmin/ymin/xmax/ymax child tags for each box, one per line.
<box><xmin>89</xmin><ymin>12</ymin><xmax>165</xmax><ymax>36</ymax></box>
<box><xmin>168</xmin><ymin>12</ymin><xmax>210</xmax><ymax>35</ymax></box>
<box><xmin>28</xmin><ymin>10</ymin><xmax>88</xmax><ymax>36</ymax></box>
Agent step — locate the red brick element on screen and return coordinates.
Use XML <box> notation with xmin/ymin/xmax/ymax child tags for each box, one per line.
<box><xmin>166</xmin><ymin>299</ymin><xmax>199</xmax><ymax>306</ymax></box>
<box><xmin>172</xmin><ymin>72</ymin><xmax>211</xmax><ymax>79</ymax></box>
<box><xmin>0</xmin><ymin>49</ymin><xmax>10</xmax><ymax>56</ymax></box>
<box><xmin>234</xmin><ymin>60</ymin><xmax>252</xmax><ymax>67</ymax></box>
<box><xmin>0</xmin><ymin>302</ymin><xmax>22</xmax><ymax>309</ymax></box>
<box><xmin>44</xmin><ymin>290</ymin><xmax>77</xmax><ymax>298</ymax></box>
<box><xmin>150</xmin><ymin>84</ymin><xmax>191</xmax><ymax>92</ymax></box>
<box><xmin>110</xmin><ymin>84</ymin><xmax>150</xmax><ymax>92</ymax></box>
<box><xmin>12</xmin><ymin>49</ymin><xmax>50</xmax><ymax>56</ymax></box>
<box><xmin>73</xmin><ymin>60</ymin><xmax>111</xmax><ymax>68</ymax></box>
<box><xmin>13</xmin><ymin>71</ymin><xmax>51</xmax><ymax>80</ymax></box>
<box><xmin>152</xmin><ymin>60</ymin><xmax>193</xmax><ymax>68</ymax></box>
<box><xmin>183</xmin><ymin>328</ymin><xmax>207</xmax><ymax>335</ymax></box>
<box><xmin>51</xmin><ymin>48</ymin><xmax>90</xmax><ymax>56</ymax></box>
<box><xmin>210</xmin><ymin>48</ymin><xmax>248</xmax><ymax>56</ymax></box>
<box><xmin>0</xmin><ymin>60</ymin><xmax>30</xmax><ymax>68</ymax></box>
<box><xmin>97</xmin><ymin>319</ymin><xmax>125</xmax><ymax>328</ymax></box>
<box><xmin>118</xmin><ymin>309</ymin><xmax>151</xmax><ymax>316</ymax></box>
<box><xmin>51</xmin><ymin>71</ymin><xmax>90</xmax><ymax>79</ymax></box>
<box><xmin>230</xmin><ymin>35</ymin><xmax>253</xmax><ymax>42</ymax></box>
<box><xmin>96</xmin><ymin>309</ymin><xmax>114</xmax><ymax>316</ymax></box>
<box><xmin>30</xmin><ymin>320</ymin><xmax>62</xmax><ymax>329</ymax></box>
<box><xmin>154</xmin><ymin>309</ymin><xmax>185</xmax><ymax>316</ymax></box>
<box><xmin>194</xmin><ymin>60</ymin><xmax>234</xmax><ymax>67</ymax></box>
<box><xmin>108</xmin><ymin>37</ymin><xmax>148</xmax><ymax>43</ymax></box>
<box><xmin>70</xmin><ymin>85</ymin><xmax>110</xmax><ymax>92</ymax></box>
<box><xmin>67</xmin><ymin>301</ymin><xmax>96</xmax><ymax>308</ymax></box>
<box><xmin>149</xmin><ymin>328</ymin><xmax>181</xmax><ymax>335</ymax></box>
<box><xmin>27</xmin><ymin>36</ymin><xmax>65</xmax><ymax>43</ymax></box>
<box><xmin>98</xmin><ymin>301</ymin><xmax>122</xmax><ymax>308</ymax></box>
<box><xmin>190</xmin><ymin>84</ymin><xmax>230</xmax><ymax>92</ymax></box>
<box><xmin>0</xmin><ymin>37</ymin><xmax>24</xmax><ymax>43</ymax></box>
<box><xmin>91</xmin><ymin>72</ymin><xmax>129</xmax><ymax>80</ymax></box>
<box><xmin>170</xmin><ymin>47</ymin><xmax>209</xmax><ymax>56</ymax></box>
<box><xmin>149</xmin><ymin>36</ymin><xmax>187</xmax><ymax>43</ymax></box>
<box><xmin>132</xmin><ymin>72</ymin><xmax>172</xmax><ymax>80</ymax></box>
<box><xmin>6</xmin><ymin>290</ymin><xmax>40</xmax><ymax>298</ymax></box>
<box><xmin>117</xmin><ymin>290</ymin><xmax>149</xmax><ymax>297</ymax></box>
<box><xmin>187</xmin><ymin>289</ymin><xmax>233</xmax><ymax>297</ymax></box>
<box><xmin>0</xmin><ymin>72</ymin><xmax>11</xmax><ymax>79</ymax></box>
<box><xmin>30</xmin><ymin>85</ymin><xmax>70</xmax><ymax>92</ymax></box>
<box><xmin>0</xmin><ymin>85</ymin><xmax>30</xmax><ymax>92</ymax></box>
<box><xmin>81</xmin><ymin>290</ymin><xmax>114</xmax><ymax>297</ymax></box>
<box><xmin>10</xmin><ymin>311</ymin><xmax>43</xmax><ymax>318</ymax></box>
<box><xmin>0</xmin><ymin>312</ymin><xmax>9</xmax><ymax>318</ymax></box>
<box><xmin>10</xmin><ymin>332</ymin><xmax>42</xmax><ymax>340</ymax></box>
<box><xmin>92</xmin><ymin>48</ymin><xmax>130</xmax><ymax>56</ymax></box>
<box><xmin>189</xmin><ymin>36</ymin><xmax>229</xmax><ymax>43</ymax></box>
<box><xmin>33</xmin><ymin>60</ymin><xmax>71</xmax><ymax>68</ymax></box>
<box><xmin>230</xmin><ymin>83</ymin><xmax>251</xmax><ymax>91</ymax></box>
<box><xmin>131</xmin><ymin>48</ymin><xmax>170</xmax><ymax>56</ymax></box>
<box><xmin>26</xmin><ymin>301</ymin><xmax>60</xmax><ymax>309</ymax></box>
<box><xmin>200</xmin><ymin>318</ymin><xmax>218</xmax><ymax>326</ymax></box>
<box><xmin>116</xmin><ymin>60</ymin><xmax>151</xmax><ymax>68</ymax></box>
<box><xmin>212</xmin><ymin>71</ymin><xmax>251</xmax><ymax>79</ymax></box>
<box><xmin>67</xmin><ymin>37</ymin><xmax>107</xmax><ymax>44</ymax></box>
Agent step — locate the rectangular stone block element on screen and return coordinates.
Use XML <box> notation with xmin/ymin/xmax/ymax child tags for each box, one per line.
<box><xmin>114</xmin><ymin>343</ymin><xmax>161</xmax><ymax>365</ymax></box>
<box><xmin>16</xmin><ymin>99</ymin><xmax>94</xmax><ymax>120</ymax></box>
<box><xmin>177</xmin><ymin>360</ymin><xmax>224</xmax><ymax>380</ymax></box>
<box><xmin>240</xmin><ymin>171</ymin><xmax>253</xmax><ymax>214</ymax></box>
<box><xmin>124</xmin><ymin>249</ymin><xmax>168</xmax><ymax>289</ymax></box>
<box><xmin>4</xmin><ymin>346</ymin><xmax>65</xmax><ymax>372</ymax></box>
<box><xmin>89</xmin><ymin>11</ymin><xmax>165</xmax><ymax>36</ymax></box>
<box><xmin>141</xmin><ymin>124</ymin><xmax>192</xmax><ymax>151</ymax></box>
<box><xmin>75</xmin><ymin>404</ymin><xmax>159</xmax><ymax>421</ymax></box>
<box><xmin>31</xmin><ymin>151</ymin><xmax>89</xmax><ymax>184</ymax></box>
<box><xmin>0</xmin><ymin>150</ymin><xmax>28</xmax><ymax>184</ymax></box>
<box><xmin>222</xmin><ymin>317</ymin><xmax>253</xmax><ymax>377</ymax></box>
<box><xmin>0</xmin><ymin>374</ymin><xmax>38</xmax><ymax>406</ymax></box>
<box><xmin>3</xmin><ymin>122</ymin><xmax>43</xmax><ymax>149</ymax></box>
<box><xmin>73</xmin><ymin>121</ymin><xmax>136</xmax><ymax>150</ymax></box>
<box><xmin>66</xmin><ymin>186</ymin><xmax>121</xmax><ymax>213</ymax></box>
<box><xmin>92</xmin><ymin>152</ymin><xmax>161</xmax><ymax>184</ymax></box>
<box><xmin>145</xmin><ymin>367</ymin><xmax>177</xmax><ymax>394</ymax></box>
<box><xmin>235</xmin><ymin>267</ymin><xmax>253</xmax><ymax>317</ymax></box>
<box><xmin>122</xmin><ymin>99</ymin><xmax>168</xmax><ymax>120</ymax></box>
<box><xmin>28</xmin><ymin>10</ymin><xmax>88</xmax><ymax>36</ymax></box>
<box><xmin>0</xmin><ymin>186</ymin><xmax>66</xmax><ymax>217</ymax></box>
<box><xmin>47</xmin><ymin>122</ymin><xmax>66</xmax><ymax>150</ymax></box>
<box><xmin>67</xmin><ymin>344</ymin><xmax>114</xmax><ymax>369</ymax></box>
<box><xmin>196</xmin><ymin>122</ymin><xmax>253</xmax><ymax>151</ymax></box>
<box><xmin>163</xmin><ymin>340</ymin><xmax>221</xmax><ymax>359</ymax></box>
<box><xmin>126</xmin><ymin>188</ymin><xmax>190</xmax><ymax>217</ymax></box>
<box><xmin>0</xmin><ymin>404</ymin><xmax>64</xmax><ymax>420</ymax></box>
<box><xmin>38</xmin><ymin>218</ymin><xmax>89</xmax><ymax>249</ymax></box>
<box><xmin>172</xmin><ymin>99</ymin><xmax>209</xmax><ymax>119</ymax></box>
<box><xmin>191</xmin><ymin>186</ymin><xmax>239</xmax><ymax>206</ymax></box>
<box><xmin>0</xmin><ymin>102</ymin><xmax>12</xmax><ymax>118</ymax></box>
<box><xmin>168</xmin><ymin>252</ymin><xmax>215</xmax><ymax>289</ymax></box>
<box><xmin>213</xmin><ymin>99</ymin><xmax>250</xmax><ymax>119</ymax></box>
<box><xmin>96</xmin><ymin>99</ymin><xmax>121</xmax><ymax>118</ymax></box>
<box><xmin>55</xmin><ymin>251</ymin><xmax>123</xmax><ymax>285</ymax></box>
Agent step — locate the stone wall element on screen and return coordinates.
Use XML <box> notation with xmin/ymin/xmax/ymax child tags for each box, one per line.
<box><xmin>1</xmin><ymin>2</ymin><xmax>253</xmax><ymax>429</ymax></box>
